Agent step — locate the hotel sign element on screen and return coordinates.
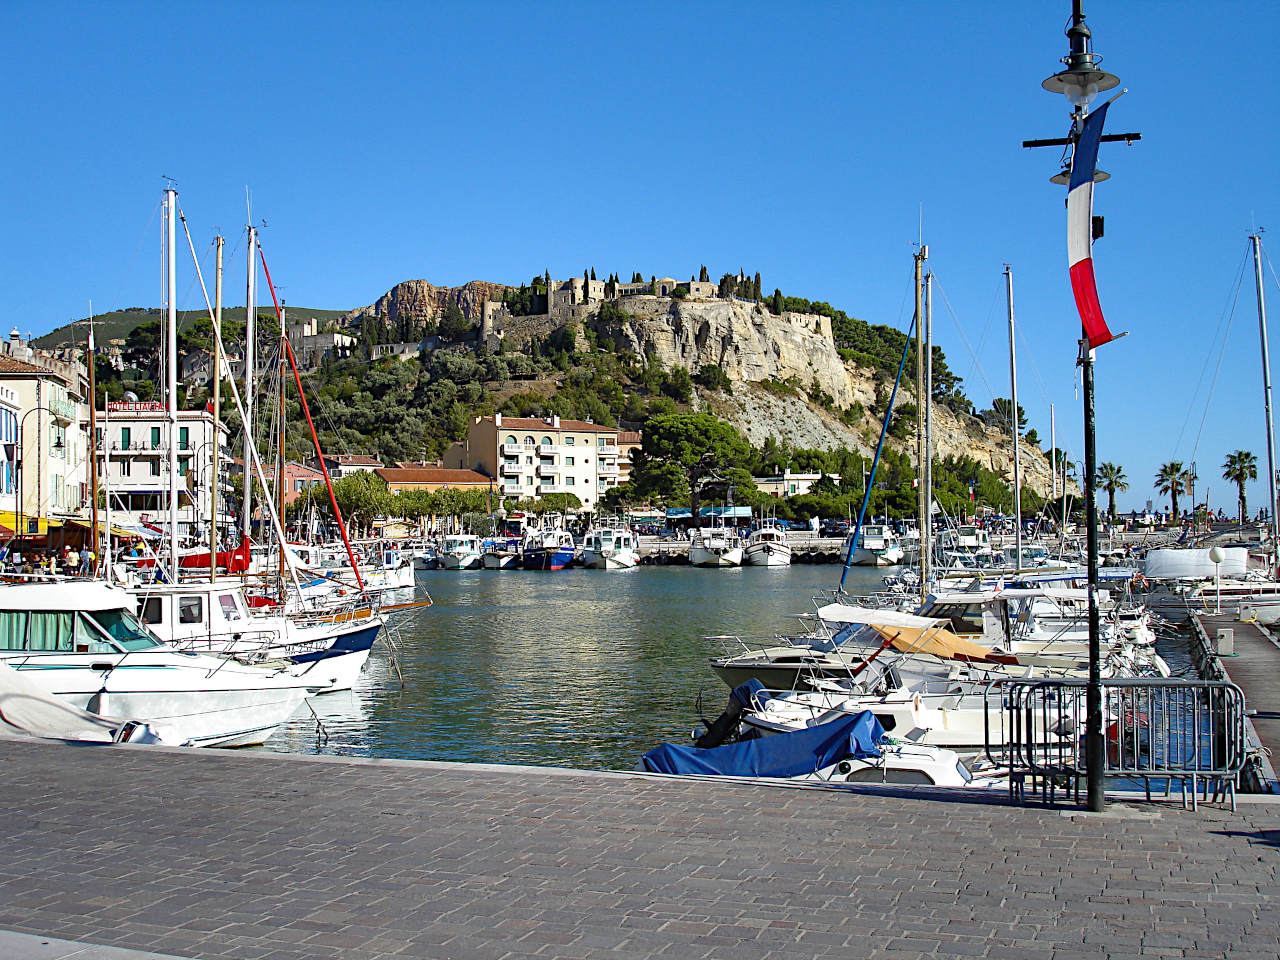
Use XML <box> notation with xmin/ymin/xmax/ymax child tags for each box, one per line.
<box><xmin>107</xmin><ymin>401</ymin><xmax>165</xmax><ymax>412</ymax></box>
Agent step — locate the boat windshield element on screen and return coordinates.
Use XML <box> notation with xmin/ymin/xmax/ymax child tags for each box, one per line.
<box><xmin>86</xmin><ymin>608</ymin><xmax>163</xmax><ymax>651</ymax></box>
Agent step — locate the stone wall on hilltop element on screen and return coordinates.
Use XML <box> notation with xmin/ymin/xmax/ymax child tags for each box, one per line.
<box><xmin>340</xmin><ymin>280</ymin><xmax>508</xmax><ymax>327</ymax></box>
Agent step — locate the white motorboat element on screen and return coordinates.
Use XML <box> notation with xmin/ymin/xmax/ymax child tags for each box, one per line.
<box><xmin>439</xmin><ymin>534</ymin><xmax>483</xmax><ymax>570</ymax></box>
<box><xmin>0</xmin><ymin>581</ymin><xmax>319</xmax><ymax>747</ymax></box>
<box><xmin>481</xmin><ymin>538</ymin><xmax>522</xmax><ymax>569</ymax></box>
<box><xmin>744</xmin><ymin>524</ymin><xmax>792</xmax><ymax>567</ymax></box>
<box><xmin>844</xmin><ymin>524</ymin><xmax>904</xmax><ymax>566</ymax></box>
<box><xmin>582</xmin><ymin>524</ymin><xmax>639</xmax><ymax>569</ymax></box>
<box><xmin>129</xmin><ymin>581</ymin><xmax>382</xmax><ymax>692</ymax></box>
<box><xmin>688</xmin><ymin>525</ymin><xmax>743</xmax><ymax>568</ymax></box>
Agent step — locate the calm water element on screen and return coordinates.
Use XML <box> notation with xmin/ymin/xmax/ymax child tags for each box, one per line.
<box><xmin>263</xmin><ymin>564</ymin><xmax>889</xmax><ymax>770</ymax></box>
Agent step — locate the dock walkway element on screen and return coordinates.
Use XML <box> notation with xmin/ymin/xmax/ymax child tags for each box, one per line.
<box><xmin>0</xmin><ymin>738</ymin><xmax>1277</xmax><ymax>960</ymax></box>
<box><xmin>1196</xmin><ymin>611</ymin><xmax>1280</xmax><ymax>786</ymax></box>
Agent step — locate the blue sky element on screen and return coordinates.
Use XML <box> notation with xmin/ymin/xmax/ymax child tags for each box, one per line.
<box><xmin>3</xmin><ymin>1</ymin><xmax>1277</xmax><ymax>512</ymax></box>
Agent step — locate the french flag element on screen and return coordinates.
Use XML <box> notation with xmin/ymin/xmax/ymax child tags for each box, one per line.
<box><xmin>1067</xmin><ymin>101</ymin><xmax>1115</xmax><ymax>350</ymax></box>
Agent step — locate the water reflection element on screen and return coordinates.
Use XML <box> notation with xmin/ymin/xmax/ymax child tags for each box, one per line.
<box><xmin>263</xmin><ymin>564</ymin><xmax>885</xmax><ymax>769</ymax></box>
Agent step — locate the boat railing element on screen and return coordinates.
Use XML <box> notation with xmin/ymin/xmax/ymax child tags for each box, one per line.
<box><xmin>705</xmin><ymin>634</ymin><xmax>796</xmax><ymax>657</ymax></box>
<box><xmin>983</xmin><ymin>678</ymin><xmax>1247</xmax><ymax>809</ymax></box>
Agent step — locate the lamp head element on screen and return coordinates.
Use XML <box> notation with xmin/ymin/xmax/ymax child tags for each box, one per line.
<box><xmin>1041</xmin><ymin>10</ymin><xmax>1120</xmax><ymax>108</ymax></box>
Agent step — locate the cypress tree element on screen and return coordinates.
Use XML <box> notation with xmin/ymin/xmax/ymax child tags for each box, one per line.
<box><xmin>771</xmin><ymin>288</ymin><xmax>783</xmax><ymax>315</ymax></box>
<box><xmin>590</xmin><ymin>267</ymin><xmax>596</xmax><ymax>280</ymax></box>
<box><xmin>753</xmin><ymin>272</ymin><xmax>762</xmax><ymax>301</ymax></box>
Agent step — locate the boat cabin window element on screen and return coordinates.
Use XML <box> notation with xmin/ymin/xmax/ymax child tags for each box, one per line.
<box><xmin>218</xmin><ymin>593</ymin><xmax>242</xmax><ymax>622</ymax></box>
<box><xmin>138</xmin><ymin>597</ymin><xmax>163</xmax><ymax>625</ymax></box>
<box><xmin>179</xmin><ymin>595</ymin><xmax>203</xmax><ymax>624</ymax></box>
<box><xmin>928</xmin><ymin>603</ymin><xmax>986</xmax><ymax>635</ymax></box>
<box><xmin>83</xmin><ymin>608</ymin><xmax>161</xmax><ymax>651</ymax></box>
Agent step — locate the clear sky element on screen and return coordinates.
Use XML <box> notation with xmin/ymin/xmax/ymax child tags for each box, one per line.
<box><xmin>3</xmin><ymin>1</ymin><xmax>1277</xmax><ymax>513</ymax></box>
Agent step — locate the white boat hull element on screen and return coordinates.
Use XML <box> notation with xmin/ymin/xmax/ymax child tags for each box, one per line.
<box><xmin>744</xmin><ymin>542</ymin><xmax>792</xmax><ymax>566</ymax></box>
<box><xmin>851</xmin><ymin>546</ymin><xmax>904</xmax><ymax>566</ymax></box>
<box><xmin>440</xmin><ymin>551</ymin><xmax>481</xmax><ymax>570</ymax></box>
<box><xmin>1</xmin><ymin>652</ymin><xmax>315</xmax><ymax>747</ymax></box>
<box><xmin>690</xmin><ymin>546</ymin><xmax>743</xmax><ymax>567</ymax></box>
<box><xmin>481</xmin><ymin>552</ymin><xmax>520</xmax><ymax>569</ymax></box>
<box><xmin>583</xmin><ymin>549</ymin><xmax>638</xmax><ymax>569</ymax></box>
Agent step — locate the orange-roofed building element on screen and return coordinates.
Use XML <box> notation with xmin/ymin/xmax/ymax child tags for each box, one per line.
<box><xmin>374</xmin><ymin>467</ymin><xmax>493</xmax><ymax>496</ymax></box>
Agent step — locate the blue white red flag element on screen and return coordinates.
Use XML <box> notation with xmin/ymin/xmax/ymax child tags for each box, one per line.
<box><xmin>1067</xmin><ymin>102</ymin><xmax>1114</xmax><ymax>350</ymax></box>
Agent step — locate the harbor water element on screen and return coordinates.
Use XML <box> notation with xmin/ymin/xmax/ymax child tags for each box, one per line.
<box><xmin>264</xmin><ymin>565</ymin><xmax>889</xmax><ymax>769</ymax></box>
<box><xmin>263</xmin><ymin>566</ymin><xmax>1196</xmax><ymax>772</ymax></box>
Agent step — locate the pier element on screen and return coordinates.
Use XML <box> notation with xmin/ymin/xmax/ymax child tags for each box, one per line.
<box><xmin>0</xmin><ymin>737</ymin><xmax>1277</xmax><ymax>960</ymax></box>
<box><xmin>1193</xmin><ymin>611</ymin><xmax>1280</xmax><ymax>791</ymax></box>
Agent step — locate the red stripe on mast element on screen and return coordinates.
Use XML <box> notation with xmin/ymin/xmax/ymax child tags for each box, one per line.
<box><xmin>257</xmin><ymin>247</ymin><xmax>366</xmax><ymax>592</ymax></box>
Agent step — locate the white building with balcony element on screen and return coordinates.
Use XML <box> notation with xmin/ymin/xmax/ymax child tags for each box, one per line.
<box><xmin>0</xmin><ymin>353</ymin><xmax>88</xmax><ymax>536</ymax></box>
<box><xmin>95</xmin><ymin>401</ymin><xmax>231</xmax><ymax>540</ymax></box>
<box><xmin>445</xmin><ymin>413</ymin><xmax>630</xmax><ymax>509</ymax></box>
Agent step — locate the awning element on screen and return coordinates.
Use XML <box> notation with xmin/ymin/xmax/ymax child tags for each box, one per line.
<box><xmin>665</xmin><ymin>506</ymin><xmax>753</xmax><ymax>519</ymax></box>
<box><xmin>64</xmin><ymin>518</ymin><xmax>144</xmax><ymax>539</ymax></box>
<box><xmin>869</xmin><ymin>624</ymin><xmax>1002</xmax><ymax>663</ymax></box>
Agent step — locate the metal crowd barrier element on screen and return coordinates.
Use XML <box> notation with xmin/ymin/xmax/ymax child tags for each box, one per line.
<box><xmin>985</xmin><ymin>679</ymin><xmax>1247</xmax><ymax>810</ymax></box>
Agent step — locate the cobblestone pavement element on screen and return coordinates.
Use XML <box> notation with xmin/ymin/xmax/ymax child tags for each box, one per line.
<box><xmin>0</xmin><ymin>738</ymin><xmax>1276</xmax><ymax>960</ymax></box>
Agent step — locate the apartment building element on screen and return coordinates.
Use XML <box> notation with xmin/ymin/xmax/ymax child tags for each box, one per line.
<box><xmin>444</xmin><ymin>414</ymin><xmax>627</xmax><ymax>509</ymax></box>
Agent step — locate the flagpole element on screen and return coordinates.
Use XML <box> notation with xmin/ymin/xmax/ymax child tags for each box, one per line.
<box><xmin>1081</xmin><ymin>339</ymin><xmax>1104</xmax><ymax>812</ymax></box>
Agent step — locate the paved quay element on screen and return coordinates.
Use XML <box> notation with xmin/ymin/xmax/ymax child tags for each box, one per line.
<box><xmin>1197</xmin><ymin>611</ymin><xmax>1280</xmax><ymax>778</ymax></box>
<box><xmin>0</xmin><ymin>738</ymin><xmax>1276</xmax><ymax>960</ymax></box>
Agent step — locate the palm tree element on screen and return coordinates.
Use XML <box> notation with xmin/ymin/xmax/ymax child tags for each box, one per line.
<box><xmin>1098</xmin><ymin>462</ymin><xmax>1128</xmax><ymax>522</ymax></box>
<box><xmin>1155</xmin><ymin>461</ymin><xmax>1188</xmax><ymax>523</ymax></box>
<box><xmin>1222</xmin><ymin>450</ymin><xmax>1258</xmax><ymax>525</ymax></box>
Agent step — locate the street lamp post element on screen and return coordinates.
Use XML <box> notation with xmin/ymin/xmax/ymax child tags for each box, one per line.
<box><xmin>1024</xmin><ymin>1</ymin><xmax>1140</xmax><ymax>813</ymax></box>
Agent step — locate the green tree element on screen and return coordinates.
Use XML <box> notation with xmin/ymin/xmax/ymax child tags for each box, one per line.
<box><xmin>438</xmin><ymin>301</ymin><xmax>469</xmax><ymax>343</ymax></box>
<box><xmin>752</xmin><ymin>272</ymin><xmax>761</xmax><ymax>301</ymax></box>
<box><xmin>631</xmin><ymin>413</ymin><xmax>751</xmax><ymax>523</ymax></box>
<box><xmin>1222</xmin><ymin>450</ymin><xmax>1258</xmax><ymax>525</ymax></box>
<box><xmin>1155</xmin><ymin>460</ymin><xmax>1189</xmax><ymax>522</ymax></box>
<box><xmin>327</xmin><ymin>472</ymin><xmax>391</xmax><ymax>537</ymax></box>
<box><xmin>1098</xmin><ymin>462</ymin><xmax>1128</xmax><ymax>522</ymax></box>
<box><xmin>770</xmin><ymin>288</ymin><xmax>783</xmax><ymax>315</ymax></box>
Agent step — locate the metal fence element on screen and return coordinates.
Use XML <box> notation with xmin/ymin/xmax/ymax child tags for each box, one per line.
<box><xmin>985</xmin><ymin>679</ymin><xmax>1247</xmax><ymax>809</ymax></box>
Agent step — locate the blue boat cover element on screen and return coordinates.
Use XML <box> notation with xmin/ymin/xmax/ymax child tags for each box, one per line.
<box><xmin>641</xmin><ymin>710</ymin><xmax>885</xmax><ymax>778</ymax></box>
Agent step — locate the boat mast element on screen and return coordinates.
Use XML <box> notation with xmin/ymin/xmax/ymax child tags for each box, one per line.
<box><xmin>277</xmin><ymin>298</ymin><xmax>287</xmax><ymax>590</ymax></box>
<box><xmin>1251</xmin><ymin>233</ymin><xmax>1279</xmax><ymax>571</ymax></box>
<box><xmin>1005</xmin><ymin>265</ymin><xmax>1023</xmax><ymax>571</ymax></box>
<box><xmin>102</xmin><ymin>397</ymin><xmax>111</xmax><ymax>581</ymax></box>
<box><xmin>87</xmin><ymin>314</ymin><xmax>99</xmax><ymax>573</ymax></box>
<box><xmin>211</xmin><ymin>235</ymin><xmax>223</xmax><ymax>583</ymax></box>
<box><xmin>914</xmin><ymin>244</ymin><xmax>929</xmax><ymax>599</ymax></box>
<box><xmin>241</xmin><ymin>225</ymin><xmax>257</xmax><ymax>542</ymax></box>
<box><xmin>924</xmin><ymin>268</ymin><xmax>934</xmax><ymax>585</ymax></box>
<box><xmin>164</xmin><ymin>187</ymin><xmax>180</xmax><ymax>582</ymax></box>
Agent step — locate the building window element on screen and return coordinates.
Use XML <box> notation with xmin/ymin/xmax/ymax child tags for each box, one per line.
<box><xmin>149</xmin><ymin>459</ymin><xmax>160</xmax><ymax>477</ymax></box>
<box><xmin>505</xmin><ymin>435</ymin><xmax>516</xmax><ymax>444</ymax></box>
<box><xmin>523</xmin><ymin>436</ymin><xmax>534</xmax><ymax>446</ymax></box>
<box><xmin>525</xmin><ymin>476</ymin><xmax>532</xmax><ymax>486</ymax></box>
<box><xmin>541</xmin><ymin>437</ymin><xmax>552</xmax><ymax>446</ymax></box>
<box><xmin>179</xmin><ymin>426</ymin><xmax>190</xmax><ymax>451</ymax></box>
<box><xmin>525</xmin><ymin>455</ymin><xmax>533</xmax><ymax>465</ymax></box>
<box><xmin>565</xmin><ymin>436</ymin><xmax>575</xmax><ymax>445</ymax></box>
<box><xmin>120</xmin><ymin>427</ymin><xmax>131</xmax><ymax>449</ymax></box>
<box><xmin>150</xmin><ymin>427</ymin><xmax>161</xmax><ymax>449</ymax></box>
<box><xmin>566</xmin><ymin>476</ymin><xmax>575</xmax><ymax>486</ymax></box>
<box><xmin>120</xmin><ymin>459</ymin><xmax>131</xmax><ymax>477</ymax></box>
<box><xmin>565</xmin><ymin>456</ymin><xmax>574</xmax><ymax>466</ymax></box>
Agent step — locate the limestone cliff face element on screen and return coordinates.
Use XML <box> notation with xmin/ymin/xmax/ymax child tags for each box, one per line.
<box><xmin>591</xmin><ymin>297</ymin><xmax>856</xmax><ymax>408</ymax></box>
<box><xmin>341</xmin><ymin>280</ymin><xmax>508</xmax><ymax>327</ymax></box>
<box><xmin>589</xmin><ymin>297</ymin><xmax>1067</xmax><ymax>499</ymax></box>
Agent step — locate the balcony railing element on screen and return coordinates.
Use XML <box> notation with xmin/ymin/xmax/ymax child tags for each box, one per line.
<box><xmin>598</xmin><ymin>462</ymin><xmax>619</xmax><ymax>475</ymax></box>
<box><xmin>500</xmin><ymin>481</ymin><xmax>524</xmax><ymax>495</ymax></box>
<box><xmin>501</xmin><ymin>442</ymin><xmax>523</xmax><ymax>456</ymax></box>
<box><xmin>538</xmin><ymin>483</ymin><xmax>564</xmax><ymax>495</ymax></box>
<box><xmin>499</xmin><ymin>461</ymin><xmax>522</xmax><ymax>476</ymax></box>
<box><xmin>537</xmin><ymin>462</ymin><xmax>560</xmax><ymax>477</ymax></box>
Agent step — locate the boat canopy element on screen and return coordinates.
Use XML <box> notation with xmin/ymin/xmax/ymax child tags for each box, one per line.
<box><xmin>0</xmin><ymin>582</ymin><xmax>136</xmax><ymax>613</ymax></box>
<box><xmin>813</xmin><ymin>604</ymin><xmax>944</xmax><ymax>629</ymax></box>
<box><xmin>641</xmin><ymin>707</ymin><xmax>884</xmax><ymax>778</ymax></box>
<box><xmin>868</xmin><ymin>624</ymin><xmax>1001</xmax><ymax>663</ymax></box>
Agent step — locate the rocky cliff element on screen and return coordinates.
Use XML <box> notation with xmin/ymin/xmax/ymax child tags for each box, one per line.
<box><xmin>591</xmin><ymin>297</ymin><xmax>855</xmax><ymax>407</ymax></box>
<box><xmin>588</xmin><ymin>296</ymin><xmax>1067</xmax><ymax>499</ymax></box>
<box><xmin>340</xmin><ymin>279</ymin><xmax>508</xmax><ymax>327</ymax></box>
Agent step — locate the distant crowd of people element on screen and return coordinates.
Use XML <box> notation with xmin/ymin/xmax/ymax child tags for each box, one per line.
<box><xmin>1</xmin><ymin>544</ymin><xmax>98</xmax><ymax>578</ymax></box>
